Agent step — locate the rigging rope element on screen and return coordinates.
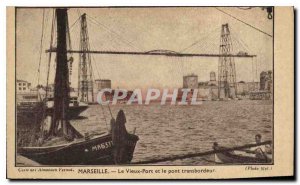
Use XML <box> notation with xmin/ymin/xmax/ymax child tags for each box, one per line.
<box><xmin>215</xmin><ymin>7</ymin><xmax>273</xmax><ymax>38</ymax></box>
<box><xmin>34</xmin><ymin>9</ymin><xmax>46</xmax><ymax>141</ymax></box>
<box><xmin>89</xmin><ymin>41</ymin><xmax>114</xmax><ymax>121</ymax></box>
<box><xmin>73</xmin><ymin>13</ymin><xmax>114</xmax><ymax>129</ymax></box>
<box><xmin>37</xmin><ymin>9</ymin><xmax>45</xmax><ymax>86</ymax></box>
<box><xmin>39</xmin><ymin>9</ymin><xmax>56</xmax><ymax>140</ymax></box>
<box><xmin>45</xmin><ymin>9</ymin><xmax>56</xmax><ymax>100</ymax></box>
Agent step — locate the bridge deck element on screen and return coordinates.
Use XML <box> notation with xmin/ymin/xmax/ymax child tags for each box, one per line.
<box><xmin>46</xmin><ymin>49</ymin><xmax>256</xmax><ymax>58</ymax></box>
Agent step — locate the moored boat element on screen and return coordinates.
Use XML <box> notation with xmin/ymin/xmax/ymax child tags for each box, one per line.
<box><xmin>18</xmin><ymin>110</ymin><xmax>139</xmax><ymax>165</ymax></box>
<box><xmin>17</xmin><ymin>96</ymin><xmax>88</xmax><ymax>121</ymax></box>
<box><xmin>17</xmin><ymin>8</ymin><xmax>139</xmax><ymax>165</ymax></box>
<box><xmin>46</xmin><ymin>97</ymin><xmax>88</xmax><ymax>119</ymax></box>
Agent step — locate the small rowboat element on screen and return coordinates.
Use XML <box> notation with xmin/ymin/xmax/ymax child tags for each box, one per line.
<box><xmin>213</xmin><ymin>142</ymin><xmax>272</xmax><ymax>164</ymax></box>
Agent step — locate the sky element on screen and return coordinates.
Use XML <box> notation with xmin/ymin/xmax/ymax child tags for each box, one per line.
<box><xmin>16</xmin><ymin>7</ymin><xmax>273</xmax><ymax>89</ymax></box>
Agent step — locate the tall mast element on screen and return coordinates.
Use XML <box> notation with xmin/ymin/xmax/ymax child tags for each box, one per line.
<box><xmin>49</xmin><ymin>8</ymin><xmax>70</xmax><ymax>137</ymax></box>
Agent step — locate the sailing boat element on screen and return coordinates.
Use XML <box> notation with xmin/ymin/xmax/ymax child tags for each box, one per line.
<box><xmin>17</xmin><ymin>9</ymin><xmax>139</xmax><ymax>165</ymax></box>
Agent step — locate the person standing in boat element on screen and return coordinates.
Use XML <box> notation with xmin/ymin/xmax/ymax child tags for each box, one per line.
<box><xmin>245</xmin><ymin>134</ymin><xmax>272</xmax><ymax>160</ymax></box>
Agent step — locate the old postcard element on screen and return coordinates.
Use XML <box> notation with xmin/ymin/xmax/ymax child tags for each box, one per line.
<box><xmin>7</xmin><ymin>6</ymin><xmax>294</xmax><ymax>179</ymax></box>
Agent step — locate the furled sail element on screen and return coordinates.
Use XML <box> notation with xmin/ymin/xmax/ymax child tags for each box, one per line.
<box><xmin>48</xmin><ymin>9</ymin><xmax>82</xmax><ymax>140</ymax></box>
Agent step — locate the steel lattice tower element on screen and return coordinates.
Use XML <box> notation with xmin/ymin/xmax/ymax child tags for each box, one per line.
<box><xmin>218</xmin><ymin>23</ymin><xmax>237</xmax><ymax>99</ymax></box>
<box><xmin>78</xmin><ymin>13</ymin><xmax>94</xmax><ymax>102</ymax></box>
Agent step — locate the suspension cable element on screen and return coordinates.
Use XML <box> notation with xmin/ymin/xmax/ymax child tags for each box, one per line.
<box><xmin>180</xmin><ymin>26</ymin><xmax>220</xmax><ymax>52</ymax></box>
<box><xmin>86</xmin><ymin>14</ymin><xmax>143</xmax><ymax>51</ymax></box>
<box><xmin>69</xmin><ymin>16</ymin><xmax>81</xmax><ymax>32</ymax></box>
<box><xmin>89</xmin><ymin>41</ymin><xmax>114</xmax><ymax>122</ymax></box>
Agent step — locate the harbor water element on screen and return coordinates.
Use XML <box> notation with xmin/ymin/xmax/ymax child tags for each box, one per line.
<box><xmin>71</xmin><ymin>100</ymin><xmax>273</xmax><ymax>165</ymax></box>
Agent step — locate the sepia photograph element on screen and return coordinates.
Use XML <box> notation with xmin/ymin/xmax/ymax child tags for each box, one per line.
<box><xmin>6</xmin><ymin>5</ymin><xmax>294</xmax><ymax>179</ymax></box>
<box><xmin>15</xmin><ymin>7</ymin><xmax>274</xmax><ymax>166</ymax></box>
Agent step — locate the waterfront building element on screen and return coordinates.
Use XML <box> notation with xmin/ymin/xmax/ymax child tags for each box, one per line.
<box><xmin>247</xmin><ymin>81</ymin><xmax>260</xmax><ymax>92</ymax></box>
<box><xmin>183</xmin><ymin>74</ymin><xmax>198</xmax><ymax>89</ymax></box>
<box><xmin>94</xmin><ymin>79</ymin><xmax>111</xmax><ymax>91</ymax></box>
<box><xmin>260</xmin><ymin>71</ymin><xmax>273</xmax><ymax>92</ymax></box>
<box><xmin>93</xmin><ymin>79</ymin><xmax>112</xmax><ymax>103</ymax></box>
<box><xmin>16</xmin><ymin>80</ymin><xmax>31</xmax><ymax>93</ymax></box>
<box><xmin>236</xmin><ymin>81</ymin><xmax>249</xmax><ymax>96</ymax></box>
<box><xmin>197</xmin><ymin>81</ymin><xmax>218</xmax><ymax>101</ymax></box>
<box><xmin>208</xmin><ymin>71</ymin><xmax>217</xmax><ymax>86</ymax></box>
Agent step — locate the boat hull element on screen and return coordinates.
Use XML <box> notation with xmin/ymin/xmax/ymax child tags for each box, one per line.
<box><xmin>18</xmin><ymin>133</ymin><xmax>139</xmax><ymax>165</ymax></box>
<box><xmin>214</xmin><ymin>147</ymin><xmax>272</xmax><ymax>164</ymax></box>
<box><xmin>46</xmin><ymin>105</ymin><xmax>88</xmax><ymax>120</ymax></box>
<box><xmin>17</xmin><ymin>104</ymin><xmax>88</xmax><ymax>121</ymax></box>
